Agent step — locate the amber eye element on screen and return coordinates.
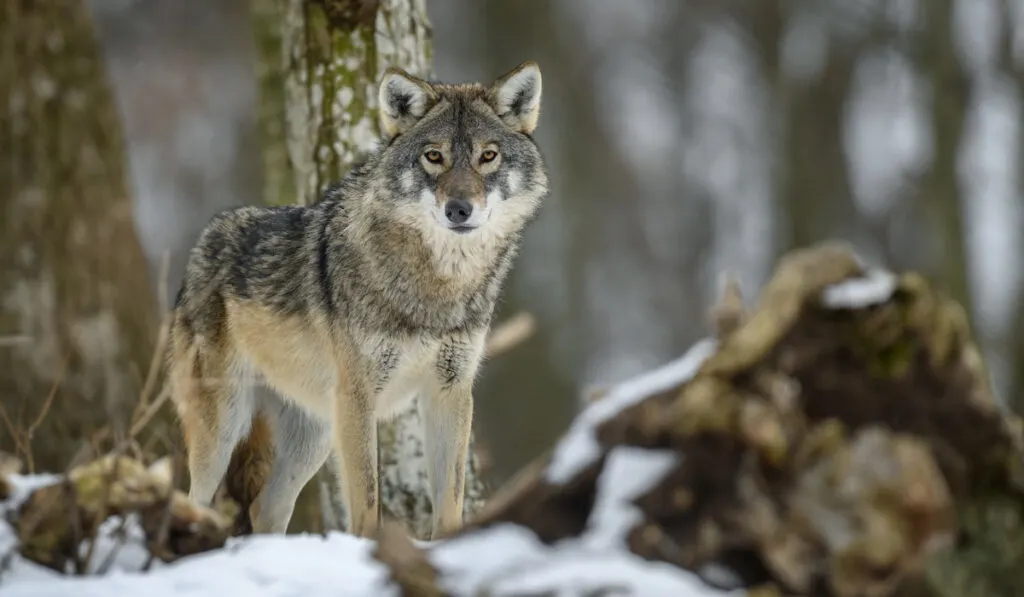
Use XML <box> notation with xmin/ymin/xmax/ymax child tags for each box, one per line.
<box><xmin>480</xmin><ymin>149</ymin><xmax>498</xmax><ymax>163</ymax></box>
<box><xmin>424</xmin><ymin>149</ymin><xmax>444</xmax><ymax>164</ymax></box>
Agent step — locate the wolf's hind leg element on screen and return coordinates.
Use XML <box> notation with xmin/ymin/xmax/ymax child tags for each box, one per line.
<box><xmin>174</xmin><ymin>349</ymin><xmax>255</xmax><ymax>507</ymax></box>
<box><xmin>250</xmin><ymin>398</ymin><xmax>333</xmax><ymax>533</ymax></box>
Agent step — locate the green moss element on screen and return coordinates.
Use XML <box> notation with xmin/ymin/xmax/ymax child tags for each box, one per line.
<box><xmin>871</xmin><ymin>338</ymin><xmax>915</xmax><ymax>378</ymax></box>
<box><xmin>918</xmin><ymin>496</ymin><xmax>1024</xmax><ymax>597</ymax></box>
<box><xmin>306</xmin><ymin>2</ymin><xmax>379</xmax><ymax>198</ymax></box>
<box><xmin>250</xmin><ymin>0</ymin><xmax>294</xmax><ymax>207</ymax></box>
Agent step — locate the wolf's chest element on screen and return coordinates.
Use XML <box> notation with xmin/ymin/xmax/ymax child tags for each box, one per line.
<box><xmin>367</xmin><ymin>337</ymin><xmax>443</xmax><ymax>418</ymax></box>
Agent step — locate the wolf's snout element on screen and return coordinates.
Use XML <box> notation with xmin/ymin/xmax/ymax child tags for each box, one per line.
<box><xmin>444</xmin><ymin>199</ymin><xmax>473</xmax><ymax>225</ymax></box>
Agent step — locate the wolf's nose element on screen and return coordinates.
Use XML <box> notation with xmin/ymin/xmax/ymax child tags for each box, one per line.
<box><xmin>444</xmin><ymin>199</ymin><xmax>473</xmax><ymax>225</ymax></box>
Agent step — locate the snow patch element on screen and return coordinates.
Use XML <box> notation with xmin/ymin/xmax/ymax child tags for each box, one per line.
<box><xmin>1</xmin><ymin>473</ymin><xmax>393</xmax><ymax>597</ymax></box>
<box><xmin>546</xmin><ymin>338</ymin><xmax>718</xmax><ymax>485</ymax></box>
<box><xmin>820</xmin><ymin>269</ymin><xmax>898</xmax><ymax>309</ymax></box>
<box><xmin>1</xmin><ymin>533</ymin><xmax>393</xmax><ymax>597</ymax></box>
<box><xmin>489</xmin><ymin>549</ymin><xmax>737</xmax><ymax>596</ymax></box>
<box><xmin>2</xmin><ymin>444</ymin><xmax>724</xmax><ymax>597</ymax></box>
<box><xmin>429</xmin><ymin>523</ymin><xmax>737</xmax><ymax>597</ymax></box>
<box><xmin>583</xmin><ymin>447</ymin><xmax>677</xmax><ymax>550</ymax></box>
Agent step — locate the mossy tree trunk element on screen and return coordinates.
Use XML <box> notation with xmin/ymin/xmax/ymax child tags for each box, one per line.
<box><xmin>0</xmin><ymin>1</ymin><xmax>158</xmax><ymax>472</ymax></box>
<box><xmin>250</xmin><ymin>0</ymin><xmax>486</xmax><ymax>537</ymax></box>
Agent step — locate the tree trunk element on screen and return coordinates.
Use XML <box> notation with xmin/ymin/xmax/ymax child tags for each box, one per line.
<box><xmin>912</xmin><ymin>0</ymin><xmax>973</xmax><ymax>318</ymax></box>
<box><xmin>0</xmin><ymin>1</ymin><xmax>158</xmax><ymax>472</ymax></box>
<box><xmin>996</xmin><ymin>0</ymin><xmax>1024</xmax><ymax>416</ymax></box>
<box><xmin>777</xmin><ymin>28</ymin><xmax>862</xmax><ymax>252</ymax></box>
<box><xmin>251</xmin><ymin>0</ymin><xmax>486</xmax><ymax>537</ymax></box>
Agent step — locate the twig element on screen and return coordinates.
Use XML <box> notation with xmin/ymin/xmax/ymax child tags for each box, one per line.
<box><xmin>0</xmin><ymin>352</ymin><xmax>67</xmax><ymax>473</ymax></box>
<box><xmin>93</xmin><ymin>514</ymin><xmax>131</xmax><ymax>576</ymax></box>
<box><xmin>25</xmin><ymin>354</ymin><xmax>69</xmax><ymax>465</ymax></box>
<box><xmin>0</xmin><ymin>335</ymin><xmax>33</xmax><ymax>348</ymax></box>
<box><xmin>130</xmin><ymin>387</ymin><xmax>171</xmax><ymax>438</ymax></box>
<box><xmin>137</xmin><ymin>252</ymin><xmax>172</xmax><ymax>418</ymax></box>
<box><xmin>67</xmin><ymin>475</ymin><xmax>86</xmax><ymax>575</ymax></box>
<box><xmin>143</xmin><ymin>449</ymin><xmax>181</xmax><ymax>571</ymax></box>
<box><xmin>0</xmin><ymin>403</ymin><xmax>25</xmax><ymax>463</ymax></box>
<box><xmin>484</xmin><ymin>312</ymin><xmax>536</xmax><ymax>358</ymax></box>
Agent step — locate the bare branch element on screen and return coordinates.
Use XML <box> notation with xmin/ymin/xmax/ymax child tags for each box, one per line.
<box><xmin>484</xmin><ymin>312</ymin><xmax>536</xmax><ymax>358</ymax></box>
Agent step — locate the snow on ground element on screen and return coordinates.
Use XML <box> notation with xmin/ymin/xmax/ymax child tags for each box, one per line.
<box><xmin>425</xmin><ymin>439</ymin><xmax>740</xmax><ymax>596</ymax></box>
<box><xmin>430</xmin><ymin>522</ymin><xmax>737</xmax><ymax>596</ymax></box>
<box><xmin>0</xmin><ymin>473</ymin><xmax>392</xmax><ymax>597</ymax></box>
<box><xmin>2</xmin><ymin>532</ymin><xmax>392</xmax><ymax>597</ymax></box>
<box><xmin>583</xmin><ymin>447</ymin><xmax>678</xmax><ymax>550</ymax></box>
<box><xmin>1</xmin><ymin>469</ymin><xmax>738</xmax><ymax>597</ymax></box>
<box><xmin>545</xmin><ymin>337</ymin><xmax>718</xmax><ymax>484</ymax></box>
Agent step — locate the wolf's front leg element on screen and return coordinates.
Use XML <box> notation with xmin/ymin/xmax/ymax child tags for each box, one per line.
<box><xmin>423</xmin><ymin>334</ymin><xmax>485</xmax><ymax>539</ymax></box>
<box><xmin>332</xmin><ymin>379</ymin><xmax>379</xmax><ymax>538</ymax></box>
<box><xmin>421</xmin><ymin>385</ymin><xmax>473</xmax><ymax>539</ymax></box>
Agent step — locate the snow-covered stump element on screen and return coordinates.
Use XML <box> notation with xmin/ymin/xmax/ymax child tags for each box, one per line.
<box><xmin>375</xmin><ymin>242</ymin><xmax>1024</xmax><ymax>597</ymax></box>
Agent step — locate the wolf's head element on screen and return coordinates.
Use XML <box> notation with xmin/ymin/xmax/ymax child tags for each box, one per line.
<box><xmin>364</xmin><ymin>62</ymin><xmax>548</xmax><ymax>250</ymax></box>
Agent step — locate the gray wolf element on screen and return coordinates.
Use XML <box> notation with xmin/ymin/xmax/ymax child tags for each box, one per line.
<box><xmin>167</xmin><ymin>61</ymin><xmax>548</xmax><ymax>539</ymax></box>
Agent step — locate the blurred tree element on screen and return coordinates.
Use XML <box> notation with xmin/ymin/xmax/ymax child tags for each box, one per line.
<box><xmin>89</xmin><ymin>0</ymin><xmax>264</xmax><ymax>308</ymax></box>
<box><xmin>910</xmin><ymin>0</ymin><xmax>973</xmax><ymax>317</ymax></box>
<box><xmin>1012</xmin><ymin>287</ymin><xmax>1024</xmax><ymax>415</ymax></box>
<box><xmin>997</xmin><ymin>0</ymin><xmax>1024</xmax><ymax>415</ymax></box>
<box><xmin>468</xmin><ymin>0</ymin><xmax>581</xmax><ymax>480</ymax></box>
<box><xmin>741</xmin><ymin>1</ymin><xmax>866</xmax><ymax>254</ymax></box>
<box><xmin>0</xmin><ymin>1</ymin><xmax>158</xmax><ymax>471</ymax></box>
<box><xmin>249</xmin><ymin>0</ymin><xmax>486</xmax><ymax>538</ymax></box>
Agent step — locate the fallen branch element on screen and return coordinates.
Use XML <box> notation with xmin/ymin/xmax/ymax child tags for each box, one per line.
<box><xmin>12</xmin><ymin>455</ymin><xmax>232</xmax><ymax>573</ymax></box>
<box><xmin>484</xmin><ymin>312</ymin><xmax>536</xmax><ymax>358</ymax></box>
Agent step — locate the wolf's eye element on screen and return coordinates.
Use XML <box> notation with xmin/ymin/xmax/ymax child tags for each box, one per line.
<box><xmin>424</xmin><ymin>149</ymin><xmax>444</xmax><ymax>164</ymax></box>
<box><xmin>480</xmin><ymin>149</ymin><xmax>498</xmax><ymax>163</ymax></box>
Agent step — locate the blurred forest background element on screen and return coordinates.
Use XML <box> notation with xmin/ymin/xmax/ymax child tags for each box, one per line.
<box><xmin>2</xmin><ymin>0</ymin><xmax>1023</xmax><ymax>489</ymax></box>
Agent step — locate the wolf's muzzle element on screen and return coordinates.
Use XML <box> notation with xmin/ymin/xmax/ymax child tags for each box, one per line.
<box><xmin>444</xmin><ymin>199</ymin><xmax>473</xmax><ymax>225</ymax></box>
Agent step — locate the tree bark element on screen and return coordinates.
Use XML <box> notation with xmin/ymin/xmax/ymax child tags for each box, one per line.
<box><xmin>250</xmin><ymin>0</ymin><xmax>487</xmax><ymax>537</ymax></box>
<box><xmin>0</xmin><ymin>1</ymin><xmax>158</xmax><ymax>472</ymax></box>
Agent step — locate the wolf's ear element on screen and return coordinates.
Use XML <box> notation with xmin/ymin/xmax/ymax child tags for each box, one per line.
<box><xmin>489</xmin><ymin>61</ymin><xmax>542</xmax><ymax>134</ymax></box>
<box><xmin>378</xmin><ymin>67</ymin><xmax>436</xmax><ymax>139</ymax></box>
